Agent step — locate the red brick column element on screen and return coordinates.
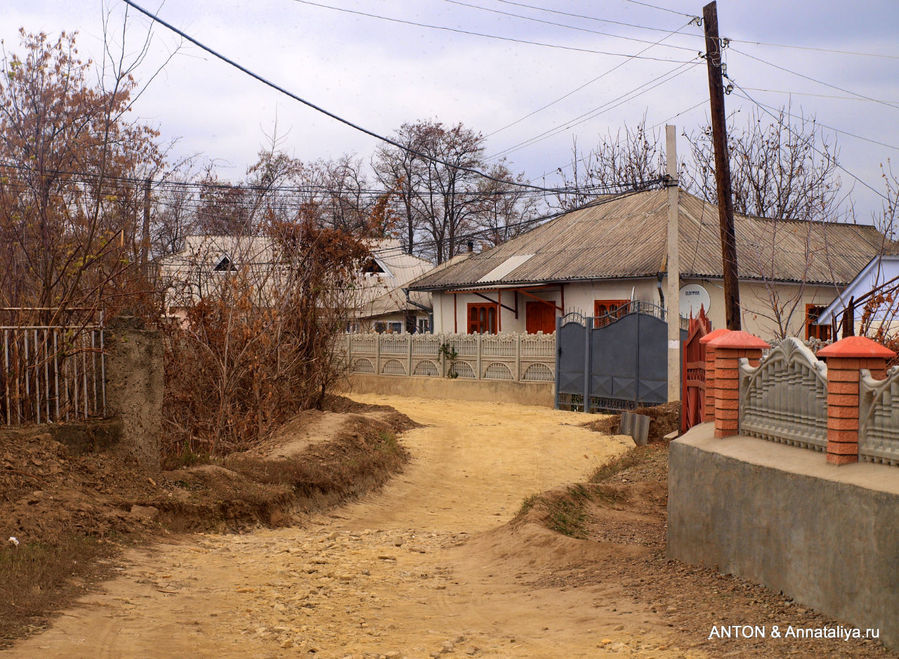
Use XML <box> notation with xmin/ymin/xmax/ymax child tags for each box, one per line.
<box><xmin>817</xmin><ymin>337</ymin><xmax>895</xmax><ymax>465</ymax></box>
<box><xmin>700</xmin><ymin>329</ymin><xmax>731</xmax><ymax>423</ymax></box>
<box><xmin>708</xmin><ymin>331</ymin><xmax>771</xmax><ymax>438</ymax></box>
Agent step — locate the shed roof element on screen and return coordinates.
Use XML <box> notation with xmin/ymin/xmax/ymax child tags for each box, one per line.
<box><xmin>408</xmin><ymin>188</ymin><xmax>891</xmax><ymax>291</ymax></box>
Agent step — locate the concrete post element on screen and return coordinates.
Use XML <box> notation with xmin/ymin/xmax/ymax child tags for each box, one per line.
<box><xmin>817</xmin><ymin>336</ymin><xmax>895</xmax><ymax>465</ymax></box>
<box><xmin>666</xmin><ymin>124</ymin><xmax>681</xmax><ymax>403</ymax></box>
<box><xmin>707</xmin><ymin>331</ymin><xmax>770</xmax><ymax>438</ymax></box>
<box><xmin>699</xmin><ymin>328</ymin><xmax>730</xmax><ymax>422</ymax></box>
<box><xmin>105</xmin><ymin>317</ymin><xmax>163</xmax><ymax>471</ymax></box>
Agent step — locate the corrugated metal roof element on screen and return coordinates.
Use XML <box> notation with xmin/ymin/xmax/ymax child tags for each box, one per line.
<box><xmin>408</xmin><ymin>189</ymin><xmax>892</xmax><ymax>290</ymax></box>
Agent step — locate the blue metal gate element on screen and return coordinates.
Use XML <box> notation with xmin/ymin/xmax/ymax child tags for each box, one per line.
<box><xmin>555</xmin><ymin>302</ymin><xmax>685</xmax><ymax>412</ymax></box>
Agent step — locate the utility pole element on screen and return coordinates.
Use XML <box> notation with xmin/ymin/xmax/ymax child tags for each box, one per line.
<box><xmin>141</xmin><ymin>177</ymin><xmax>151</xmax><ymax>280</ymax></box>
<box><xmin>703</xmin><ymin>1</ymin><xmax>741</xmax><ymax>330</ymax></box>
<box><xmin>666</xmin><ymin>125</ymin><xmax>681</xmax><ymax>403</ymax></box>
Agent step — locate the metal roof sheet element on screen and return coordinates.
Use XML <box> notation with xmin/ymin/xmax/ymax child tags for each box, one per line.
<box><xmin>408</xmin><ymin>189</ymin><xmax>892</xmax><ymax>291</ymax></box>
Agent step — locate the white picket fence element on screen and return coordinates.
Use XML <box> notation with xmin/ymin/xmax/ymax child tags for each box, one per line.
<box><xmin>342</xmin><ymin>332</ymin><xmax>556</xmax><ymax>383</ymax></box>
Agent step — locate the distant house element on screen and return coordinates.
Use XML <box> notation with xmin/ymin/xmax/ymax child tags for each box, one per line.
<box><xmin>815</xmin><ymin>251</ymin><xmax>899</xmax><ymax>337</ymax></box>
<box><xmin>407</xmin><ymin>188</ymin><xmax>891</xmax><ymax>340</ymax></box>
<box><xmin>351</xmin><ymin>239</ymin><xmax>434</xmax><ymax>333</ymax></box>
<box><xmin>158</xmin><ymin>235</ymin><xmax>433</xmax><ymax>331</ymax></box>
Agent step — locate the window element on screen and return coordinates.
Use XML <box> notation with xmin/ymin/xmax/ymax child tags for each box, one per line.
<box><xmin>806</xmin><ymin>305</ymin><xmax>832</xmax><ymax>341</ymax></box>
<box><xmin>467</xmin><ymin>303</ymin><xmax>498</xmax><ymax>334</ymax></box>
<box><xmin>593</xmin><ymin>299</ymin><xmax>629</xmax><ymax>328</ymax></box>
<box><xmin>417</xmin><ymin>317</ymin><xmax>430</xmax><ymax>334</ymax></box>
<box><xmin>526</xmin><ymin>301</ymin><xmax>556</xmax><ymax>334</ymax></box>
<box><xmin>213</xmin><ymin>254</ymin><xmax>237</xmax><ymax>272</ymax></box>
<box><xmin>388</xmin><ymin>321</ymin><xmax>403</xmax><ymax>334</ymax></box>
<box><xmin>374</xmin><ymin>321</ymin><xmax>387</xmax><ymax>333</ymax></box>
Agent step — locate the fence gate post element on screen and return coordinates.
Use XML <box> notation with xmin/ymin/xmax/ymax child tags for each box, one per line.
<box><xmin>583</xmin><ymin>318</ymin><xmax>592</xmax><ymax>412</ymax></box>
<box><xmin>375</xmin><ymin>334</ymin><xmax>381</xmax><ymax>376</ymax></box>
<box><xmin>476</xmin><ymin>333</ymin><xmax>482</xmax><ymax>380</ymax></box>
<box><xmin>554</xmin><ymin>317</ymin><xmax>562</xmax><ymax>409</ymax></box>
<box><xmin>515</xmin><ymin>333</ymin><xmax>522</xmax><ymax>382</ymax></box>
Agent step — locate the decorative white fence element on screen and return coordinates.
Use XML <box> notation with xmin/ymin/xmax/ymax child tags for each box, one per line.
<box><xmin>738</xmin><ymin>338</ymin><xmax>829</xmax><ymax>451</ymax></box>
<box><xmin>859</xmin><ymin>366</ymin><xmax>899</xmax><ymax>466</ymax></box>
<box><xmin>342</xmin><ymin>332</ymin><xmax>556</xmax><ymax>383</ymax></box>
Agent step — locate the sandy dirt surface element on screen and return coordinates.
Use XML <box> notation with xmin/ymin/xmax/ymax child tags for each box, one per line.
<box><xmin>6</xmin><ymin>394</ymin><xmax>710</xmax><ymax>658</ymax></box>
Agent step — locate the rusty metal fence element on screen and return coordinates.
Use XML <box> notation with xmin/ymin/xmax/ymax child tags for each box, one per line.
<box><xmin>1</xmin><ymin>310</ymin><xmax>106</xmax><ymax>426</ymax></box>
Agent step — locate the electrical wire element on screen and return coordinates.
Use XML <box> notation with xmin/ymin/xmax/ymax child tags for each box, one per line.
<box><xmin>442</xmin><ymin>0</ymin><xmax>696</xmax><ymax>53</ymax></box>
<box><xmin>290</xmin><ymin>0</ymin><xmax>695</xmax><ymax>63</ymax></box>
<box><xmin>488</xmin><ymin>59</ymin><xmax>701</xmax><ymax>160</ymax></box>
<box><xmin>729</xmin><ymin>93</ymin><xmax>899</xmax><ymax>152</ymax></box>
<box><xmin>623</xmin><ymin>0</ymin><xmax>697</xmax><ymax>20</ymax></box>
<box><xmin>494</xmin><ymin>0</ymin><xmax>695</xmax><ymax>36</ymax></box>
<box><xmin>730</xmin><ymin>47</ymin><xmax>899</xmax><ymax>112</ymax></box>
<box><xmin>120</xmin><ymin>0</ymin><xmax>585</xmax><ymax>194</ymax></box>
<box><xmin>649</xmin><ymin>99</ymin><xmax>707</xmax><ymax>129</ymax></box>
<box><xmin>742</xmin><ymin>87</ymin><xmax>899</xmax><ymax>103</ymax></box>
<box><xmin>728</xmin><ymin>80</ymin><xmax>890</xmax><ymax>202</ymax></box>
<box><xmin>486</xmin><ymin>18</ymin><xmax>696</xmax><ymax>138</ymax></box>
<box><xmin>727</xmin><ymin>38</ymin><xmax>899</xmax><ymax>61</ymax></box>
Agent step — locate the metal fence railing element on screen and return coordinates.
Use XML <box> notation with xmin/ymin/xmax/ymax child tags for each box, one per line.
<box><xmin>1</xmin><ymin>323</ymin><xmax>106</xmax><ymax>426</ymax></box>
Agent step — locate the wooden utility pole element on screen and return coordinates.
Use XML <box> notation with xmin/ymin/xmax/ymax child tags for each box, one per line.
<box><xmin>666</xmin><ymin>125</ymin><xmax>681</xmax><ymax>403</ymax></box>
<box><xmin>702</xmin><ymin>1</ymin><xmax>741</xmax><ymax>330</ymax></box>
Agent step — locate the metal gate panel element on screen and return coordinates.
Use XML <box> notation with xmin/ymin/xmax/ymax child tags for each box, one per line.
<box><xmin>556</xmin><ymin>307</ymin><xmax>686</xmax><ymax>412</ymax></box>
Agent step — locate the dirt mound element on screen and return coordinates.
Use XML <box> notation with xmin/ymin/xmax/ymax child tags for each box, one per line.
<box><xmin>0</xmin><ymin>405</ymin><xmax>414</xmax><ymax>646</ymax></box>
<box><xmin>584</xmin><ymin>401</ymin><xmax>681</xmax><ymax>443</ymax></box>
<box><xmin>499</xmin><ymin>441</ymin><xmax>893</xmax><ymax>657</ymax></box>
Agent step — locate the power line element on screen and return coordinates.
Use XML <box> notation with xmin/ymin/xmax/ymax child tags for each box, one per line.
<box><xmin>730</xmin><ymin>47</ymin><xmax>899</xmax><ymax>112</ymax></box>
<box><xmin>623</xmin><ymin>0</ymin><xmax>697</xmax><ymax>20</ymax></box>
<box><xmin>742</xmin><ymin>87</ymin><xmax>899</xmax><ymax>103</ymax></box>
<box><xmin>496</xmin><ymin>0</ymin><xmax>899</xmax><ymax>61</ymax></box>
<box><xmin>120</xmin><ymin>0</ymin><xmax>583</xmax><ymax>195</ymax></box>
<box><xmin>488</xmin><ymin>59</ymin><xmax>701</xmax><ymax>160</ymax></box>
<box><xmin>727</xmin><ymin>38</ymin><xmax>899</xmax><ymax>61</ymax></box>
<box><xmin>0</xmin><ymin>159</ymin><xmax>652</xmax><ymax>199</ymax></box>
<box><xmin>649</xmin><ymin>99</ymin><xmax>707</xmax><ymax>129</ymax></box>
<box><xmin>729</xmin><ymin>93</ymin><xmax>899</xmax><ymax>152</ymax></box>
<box><xmin>728</xmin><ymin>80</ymin><xmax>890</xmax><ymax>202</ymax></box>
<box><xmin>486</xmin><ymin>18</ymin><xmax>696</xmax><ymax>138</ymax></box>
<box><xmin>494</xmin><ymin>0</ymin><xmax>696</xmax><ymax>35</ymax></box>
<box><xmin>442</xmin><ymin>0</ymin><xmax>696</xmax><ymax>53</ymax></box>
<box><xmin>289</xmin><ymin>0</ymin><xmax>695</xmax><ymax>63</ymax></box>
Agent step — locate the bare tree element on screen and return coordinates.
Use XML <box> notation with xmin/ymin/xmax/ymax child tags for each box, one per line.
<box><xmin>554</xmin><ymin>117</ymin><xmax>666</xmax><ymax>211</ymax></box>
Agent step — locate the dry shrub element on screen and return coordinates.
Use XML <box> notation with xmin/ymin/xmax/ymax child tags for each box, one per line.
<box><xmin>162</xmin><ymin>215</ymin><xmax>370</xmax><ymax>459</ymax></box>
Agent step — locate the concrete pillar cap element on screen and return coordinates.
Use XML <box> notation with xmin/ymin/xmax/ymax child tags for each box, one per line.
<box><xmin>699</xmin><ymin>328</ymin><xmax>731</xmax><ymax>345</ymax></box>
<box><xmin>707</xmin><ymin>330</ymin><xmax>771</xmax><ymax>350</ymax></box>
<box><xmin>817</xmin><ymin>336</ymin><xmax>896</xmax><ymax>359</ymax></box>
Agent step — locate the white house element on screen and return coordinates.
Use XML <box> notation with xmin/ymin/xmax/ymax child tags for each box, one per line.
<box><xmin>157</xmin><ymin>235</ymin><xmax>433</xmax><ymax>331</ymax></box>
<box><xmin>815</xmin><ymin>251</ymin><xmax>899</xmax><ymax>337</ymax></box>
<box><xmin>407</xmin><ymin>188</ymin><xmax>892</xmax><ymax>341</ymax></box>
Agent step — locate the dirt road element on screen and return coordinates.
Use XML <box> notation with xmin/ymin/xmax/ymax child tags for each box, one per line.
<box><xmin>7</xmin><ymin>395</ymin><xmax>699</xmax><ymax>658</ymax></box>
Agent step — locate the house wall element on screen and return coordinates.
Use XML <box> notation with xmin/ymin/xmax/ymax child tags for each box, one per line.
<box><xmin>431</xmin><ymin>278</ymin><xmax>842</xmax><ymax>339</ymax></box>
<box><xmin>431</xmin><ymin>279</ymin><xmax>660</xmax><ymax>334</ymax></box>
<box><xmin>677</xmin><ymin>278</ymin><xmax>842</xmax><ymax>340</ymax></box>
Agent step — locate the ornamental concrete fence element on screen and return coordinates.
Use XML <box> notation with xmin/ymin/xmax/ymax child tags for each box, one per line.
<box><xmin>341</xmin><ymin>332</ymin><xmax>556</xmax><ymax>384</ymax></box>
<box><xmin>703</xmin><ymin>331</ymin><xmax>898</xmax><ymax>466</ymax></box>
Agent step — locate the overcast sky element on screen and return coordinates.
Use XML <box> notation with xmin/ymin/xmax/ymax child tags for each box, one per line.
<box><xmin>4</xmin><ymin>0</ymin><xmax>898</xmax><ymax>220</ymax></box>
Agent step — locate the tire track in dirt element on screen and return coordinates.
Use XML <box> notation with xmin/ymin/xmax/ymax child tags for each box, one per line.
<box><xmin>6</xmin><ymin>395</ymin><xmax>700</xmax><ymax>658</ymax></box>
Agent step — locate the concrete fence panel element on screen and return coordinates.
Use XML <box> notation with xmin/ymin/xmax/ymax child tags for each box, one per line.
<box><xmin>859</xmin><ymin>366</ymin><xmax>899</xmax><ymax>466</ymax></box>
<box><xmin>739</xmin><ymin>338</ymin><xmax>829</xmax><ymax>451</ymax></box>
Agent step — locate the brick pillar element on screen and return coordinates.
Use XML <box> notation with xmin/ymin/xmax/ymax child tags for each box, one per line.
<box><xmin>817</xmin><ymin>336</ymin><xmax>895</xmax><ymax>465</ymax></box>
<box><xmin>699</xmin><ymin>329</ymin><xmax>731</xmax><ymax>422</ymax></box>
<box><xmin>707</xmin><ymin>331</ymin><xmax>770</xmax><ymax>438</ymax></box>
